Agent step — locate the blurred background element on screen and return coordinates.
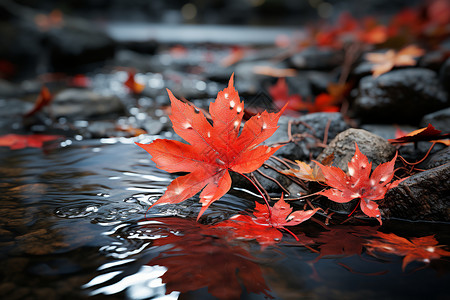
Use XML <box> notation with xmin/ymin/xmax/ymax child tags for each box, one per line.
<box><xmin>0</xmin><ymin>0</ymin><xmax>424</xmax><ymax>80</ymax></box>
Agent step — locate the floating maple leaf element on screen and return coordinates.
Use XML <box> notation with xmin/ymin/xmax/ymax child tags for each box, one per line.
<box><xmin>314</xmin><ymin>143</ymin><xmax>403</xmax><ymax>224</ymax></box>
<box><xmin>137</xmin><ymin>74</ymin><xmax>286</xmax><ymax>219</ymax></box>
<box><xmin>365</xmin><ymin>45</ymin><xmax>425</xmax><ymax>77</ymax></box>
<box><xmin>221</xmin><ymin>196</ymin><xmax>319</xmax><ymax>244</ymax></box>
<box><xmin>388</xmin><ymin>123</ymin><xmax>450</xmax><ymax>146</ymax></box>
<box><xmin>365</xmin><ymin>232</ymin><xmax>450</xmax><ymax>271</ymax></box>
<box><xmin>252</xmin><ymin>196</ymin><xmax>320</xmax><ymax>230</ymax></box>
<box><xmin>0</xmin><ymin>134</ymin><xmax>62</xmax><ymax>150</ymax></box>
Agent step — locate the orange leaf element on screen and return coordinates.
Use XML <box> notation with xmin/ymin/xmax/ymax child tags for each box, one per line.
<box><xmin>365</xmin><ymin>45</ymin><xmax>424</xmax><ymax>77</ymax></box>
<box><xmin>124</xmin><ymin>71</ymin><xmax>145</xmax><ymax>94</ymax></box>
<box><xmin>137</xmin><ymin>74</ymin><xmax>286</xmax><ymax>220</ymax></box>
<box><xmin>282</xmin><ymin>154</ymin><xmax>333</xmax><ymax>183</ymax></box>
<box><xmin>24</xmin><ymin>86</ymin><xmax>53</xmax><ymax>118</ymax></box>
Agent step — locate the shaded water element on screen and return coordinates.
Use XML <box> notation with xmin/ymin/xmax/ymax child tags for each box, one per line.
<box><xmin>1</xmin><ymin>138</ymin><xmax>449</xmax><ymax>299</ymax></box>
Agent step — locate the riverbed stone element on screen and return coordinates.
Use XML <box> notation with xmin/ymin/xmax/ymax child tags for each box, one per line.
<box><xmin>419</xmin><ymin>107</ymin><xmax>450</xmax><ymax>131</ymax></box>
<box><xmin>290</xmin><ymin>47</ymin><xmax>344</xmax><ymax>70</ymax></box>
<box><xmin>52</xmin><ymin>89</ymin><xmax>125</xmax><ymax>119</ymax></box>
<box><xmin>266</xmin><ymin>112</ymin><xmax>349</xmax><ymax>161</ymax></box>
<box><xmin>352</xmin><ymin>68</ymin><xmax>448</xmax><ymax>124</ymax></box>
<box><xmin>315</xmin><ymin>128</ymin><xmax>396</xmax><ymax>171</ymax></box>
<box><xmin>382</xmin><ymin>163</ymin><xmax>450</xmax><ymax>222</ymax></box>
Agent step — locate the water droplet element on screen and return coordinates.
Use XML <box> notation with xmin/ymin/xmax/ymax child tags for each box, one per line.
<box><xmin>229</xmin><ymin>100</ymin><xmax>235</xmax><ymax>109</ymax></box>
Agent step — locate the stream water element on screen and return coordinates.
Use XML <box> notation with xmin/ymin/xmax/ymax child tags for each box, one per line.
<box><xmin>1</xmin><ymin>137</ymin><xmax>449</xmax><ymax>300</ymax></box>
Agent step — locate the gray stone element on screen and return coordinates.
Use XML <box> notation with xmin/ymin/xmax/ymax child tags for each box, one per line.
<box><xmin>266</xmin><ymin>112</ymin><xmax>349</xmax><ymax>161</ymax></box>
<box><xmin>420</xmin><ymin>107</ymin><xmax>450</xmax><ymax>132</ymax></box>
<box><xmin>290</xmin><ymin>47</ymin><xmax>344</xmax><ymax>70</ymax></box>
<box><xmin>316</xmin><ymin>128</ymin><xmax>396</xmax><ymax>171</ymax></box>
<box><xmin>52</xmin><ymin>89</ymin><xmax>125</xmax><ymax>119</ymax></box>
<box><xmin>382</xmin><ymin>163</ymin><xmax>450</xmax><ymax>222</ymax></box>
<box><xmin>353</xmin><ymin>68</ymin><xmax>448</xmax><ymax>124</ymax></box>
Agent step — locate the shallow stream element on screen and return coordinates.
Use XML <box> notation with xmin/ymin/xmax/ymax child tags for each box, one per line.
<box><xmin>1</xmin><ymin>137</ymin><xmax>449</xmax><ymax>299</ymax></box>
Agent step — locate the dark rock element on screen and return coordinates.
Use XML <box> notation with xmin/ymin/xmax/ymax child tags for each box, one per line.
<box><xmin>420</xmin><ymin>107</ymin><xmax>450</xmax><ymax>131</ymax></box>
<box><xmin>266</xmin><ymin>112</ymin><xmax>349</xmax><ymax>161</ymax></box>
<box><xmin>52</xmin><ymin>89</ymin><xmax>125</xmax><ymax>119</ymax></box>
<box><xmin>0</xmin><ymin>98</ymin><xmax>32</xmax><ymax>134</ymax></box>
<box><xmin>114</xmin><ymin>49</ymin><xmax>158</xmax><ymax>73</ymax></box>
<box><xmin>0</xmin><ymin>79</ymin><xmax>22</xmax><ymax>98</ymax></box>
<box><xmin>418</xmin><ymin>50</ymin><xmax>448</xmax><ymax>72</ymax></box>
<box><xmin>353</xmin><ymin>68</ymin><xmax>448</xmax><ymax>124</ymax></box>
<box><xmin>418</xmin><ymin>147</ymin><xmax>450</xmax><ymax>170</ymax></box>
<box><xmin>439</xmin><ymin>57</ymin><xmax>450</xmax><ymax>95</ymax></box>
<box><xmin>0</xmin><ymin>21</ymin><xmax>44</xmax><ymax>79</ymax></box>
<box><xmin>382</xmin><ymin>163</ymin><xmax>450</xmax><ymax>222</ymax></box>
<box><xmin>290</xmin><ymin>47</ymin><xmax>344</xmax><ymax>70</ymax></box>
<box><xmin>46</xmin><ymin>20</ymin><xmax>115</xmax><ymax>73</ymax></box>
<box><xmin>360</xmin><ymin>124</ymin><xmax>416</xmax><ymax>140</ymax></box>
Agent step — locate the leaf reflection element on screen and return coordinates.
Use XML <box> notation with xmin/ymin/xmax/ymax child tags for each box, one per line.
<box><xmin>142</xmin><ymin>217</ymin><xmax>273</xmax><ymax>300</ymax></box>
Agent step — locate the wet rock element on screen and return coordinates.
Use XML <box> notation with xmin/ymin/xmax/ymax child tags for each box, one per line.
<box><xmin>418</xmin><ymin>147</ymin><xmax>450</xmax><ymax>170</ymax></box>
<box><xmin>0</xmin><ymin>98</ymin><xmax>32</xmax><ymax>134</ymax></box>
<box><xmin>114</xmin><ymin>49</ymin><xmax>157</xmax><ymax>73</ymax></box>
<box><xmin>420</xmin><ymin>107</ymin><xmax>450</xmax><ymax>131</ymax></box>
<box><xmin>382</xmin><ymin>163</ymin><xmax>450</xmax><ymax>222</ymax></box>
<box><xmin>52</xmin><ymin>89</ymin><xmax>125</xmax><ymax>120</ymax></box>
<box><xmin>353</xmin><ymin>68</ymin><xmax>448</xmax><ymax>124</ymax></box>
<box><xmin>266</xmin><ymin>113</ymin><xmax>349</xmax><ymax>161</ymax></box>
<box><xmin>0</xmin><ymin>79</ymin><xmax>21</xmax><ymax>98</ymax></box>
<box><xmin>290</xmin><ymin>47</ymin><xmax>344</xmax><ymax>70</ymax></box>
<box><xmin>0</xmin><ymin>20</ymin><xmax>44</xmax><ymax>79</ymax></box>
<box><xmin>315</xmin><ymin>128</ymin><xmax>397</xmax><ymax>172</ymax></box>
<box><xmin>46</xmin><ymin>20</ymin><xmax>115</xmax><ymax>72</ymax></box>
<box><xmin>439</xmin><ymin>57</ymin><xmax>450</xmax><ymax>95</ymax></box>
<box><xmin>360</xmin><ymin>124</ymin><xmax>416</xmax><ymax>140</ymax></box>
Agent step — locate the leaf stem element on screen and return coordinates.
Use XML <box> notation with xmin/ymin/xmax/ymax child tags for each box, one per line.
<box><xmin>281</xmin><ymin>227</ymin><xmax>299</xmax><ymax>241</ymax></box>
<box><xmin>239</xmin><ymin>172</ymin><xmax>272</xmax><ymax>219</ymax></box>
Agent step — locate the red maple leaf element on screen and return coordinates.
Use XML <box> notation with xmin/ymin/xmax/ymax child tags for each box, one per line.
<box><xmin>314</xmin><ymin>143</ymin><xmax>403</xmax><ymax>224</ymax></box>
<box><xmin>252</xmin><ymin>196</ymin><xmax>320</xmax><ymax>230</ymax></box>
<box><xmin>221</xmin><ymin>196</ymin><xmax>319</xmax><ymax>244</ymax></box>
<box><xmin>268</xmin><ymin>77</ymin><xmax>308</xmax><ymax>113</ymax></box>
<box><xmin>388</xmin><ymin>123</ymin><xmax>450</xmax><ymax>146</ymax></box>
<box><xmin>0</xmin><ymin>134</ymin><xmax>62</xmax><ymax>150</ymax></box>
<box><xmin>136</xmin><ymin>74</ymin><xmax>286</xmax><ymax>219</ymax></box>
<box><xmin>365</xmin><ymin>232</ymin><xmax>450</xmax><ymax>271</ymax></box>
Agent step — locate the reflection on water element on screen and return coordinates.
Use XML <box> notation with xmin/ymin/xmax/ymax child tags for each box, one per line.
<box><xmin>1</xmin><ymin>138</ymin><xmax>449</xmax><ymax>299</ymax></box>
